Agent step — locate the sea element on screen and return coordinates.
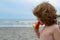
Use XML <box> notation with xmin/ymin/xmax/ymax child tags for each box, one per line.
<box><xmin>0</xmin><ymin>18</ymin><xmax>60</xmax><ymax>27</ymax></box>
<box><xmin>0</xmin><ymin>19</ymin><xmax>37</xmax><ymax>27</ymax></box>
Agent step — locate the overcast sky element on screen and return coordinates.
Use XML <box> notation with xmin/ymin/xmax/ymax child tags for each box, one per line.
<box><xmin>0</xmin><ymin>0</ymin><xmax>60</xmax><ymax>19</ymax></box>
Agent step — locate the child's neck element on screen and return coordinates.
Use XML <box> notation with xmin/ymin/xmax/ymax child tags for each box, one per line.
<box><xmin>45</xmin><ymin>24</ymin><xmax>57</xmax><ymax>27</ymax></box>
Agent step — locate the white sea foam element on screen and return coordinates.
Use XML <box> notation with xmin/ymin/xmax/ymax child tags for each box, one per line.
<box><xmin>0</xmin><ymin>19</ymin><xmax>36</xmax><ymax>27</ymax></box>
<box><xmin>0</xmin><ymin>18</ymin><xmax>60</xmax><ymax>27</ymax></box>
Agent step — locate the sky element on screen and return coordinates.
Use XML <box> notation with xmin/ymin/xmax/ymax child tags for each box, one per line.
<box><xmin>0</xmin><ymin>0</ymin><xmax>60</xmax><ymax>19</ymax></box>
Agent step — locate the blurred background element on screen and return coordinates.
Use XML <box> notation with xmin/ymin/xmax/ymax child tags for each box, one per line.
<box><xmin>0</xmin><ymin>0</ymin><xmax>60</xmax><ymax>40</ymax></box>
<box><xmin>0</xmin><ymin>0</ymin><xmax>60</xmax><ymax>27</ymax></box>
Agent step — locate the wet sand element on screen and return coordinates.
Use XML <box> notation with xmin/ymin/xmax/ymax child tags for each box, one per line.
<box><xmin>0</xmin><ymin>27</ymin><xmax>38</xmax><ymax>40</ymax></box>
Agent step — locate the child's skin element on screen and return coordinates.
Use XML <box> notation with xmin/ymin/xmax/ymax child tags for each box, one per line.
<box><xmin>33</xmin><ymin>19</ymin><xmax>60</xmax><ymax>40</ymax></box>
<box><xmin>40</xmin><ymin>24</ymin><xmax>60</xmax><ymax>40</ymax></box>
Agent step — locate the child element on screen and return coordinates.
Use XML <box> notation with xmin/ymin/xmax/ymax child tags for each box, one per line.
<box><xmin>33</xmin><ymin>2</ymin><xmax>60</xmax><ymax>40</ymax></box>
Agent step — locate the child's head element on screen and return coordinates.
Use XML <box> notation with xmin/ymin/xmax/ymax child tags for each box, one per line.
<box><xmin>33</xmin><ymin>2</ymin><xmax>57</xmax><ymax>26</ymax></box>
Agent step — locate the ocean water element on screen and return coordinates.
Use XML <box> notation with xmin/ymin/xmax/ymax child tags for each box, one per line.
<box><xmin>0</xmin><ymin>19</ymin><xmax>36</xmax><ymax>27</ymax></box>
<box><xmin>0</xmin><ymin>18</ymin><xmax>60</xmax><ymax>27</ymax></box>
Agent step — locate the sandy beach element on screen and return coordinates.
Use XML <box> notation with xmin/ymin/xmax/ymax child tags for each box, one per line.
<box><xmin>0</xmin><ymin>27</ymin><xmax>38</xmax><ymax>40</ymax></box>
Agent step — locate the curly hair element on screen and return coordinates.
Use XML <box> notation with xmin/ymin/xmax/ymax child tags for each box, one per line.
<box><xmin>33</xmin><ymin>2</ymin><xmax>57</xmax><ymax>26</ymax></box>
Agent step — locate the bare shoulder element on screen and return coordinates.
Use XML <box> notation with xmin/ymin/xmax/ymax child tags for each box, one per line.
<box><xmin>53</xmin><ymin>25</ymin><xmax>60</xmax><ymax>40</ymax></box>
<box><xmin>53</xmin><ymin>25</ymin><xmax>60</xmax><ymax>32</ymax></box>
<box><xmin>46</xmin><ymin>25</ymin><xmax>59</xmax><ymax>33</ymax></box>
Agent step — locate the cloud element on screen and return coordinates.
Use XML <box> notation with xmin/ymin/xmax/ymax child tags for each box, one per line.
<box><xmin>48</xmin><ymin>0</ymin><xmax>59</xmax><ymax>7</ymax></box>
